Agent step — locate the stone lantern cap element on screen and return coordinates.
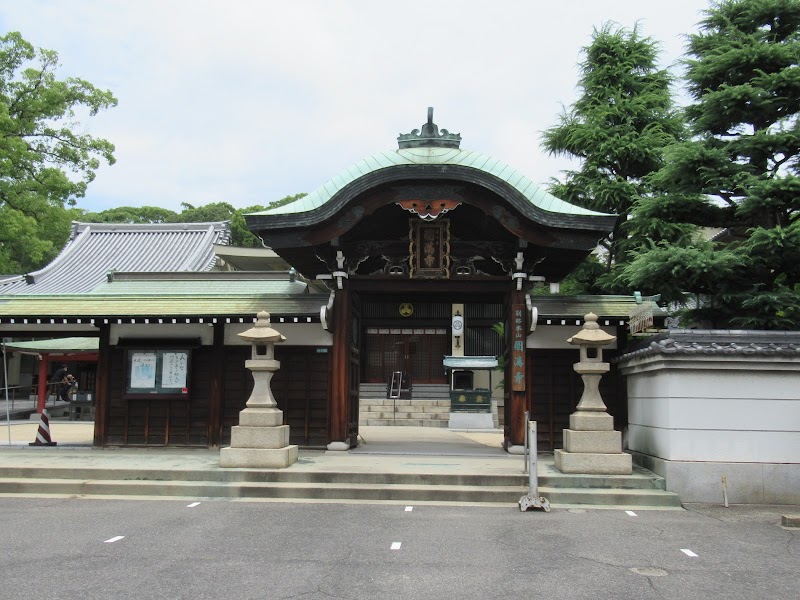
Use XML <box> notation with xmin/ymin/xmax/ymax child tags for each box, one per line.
<box><xmin>238</xmin><ymin>311</ymin><xmax>286</xmax><ymax>344</ymax></box>
<box><xmin>568</xmin><ymin>313</ymin><xmax>616</xmax><ymax>346</ymax></box>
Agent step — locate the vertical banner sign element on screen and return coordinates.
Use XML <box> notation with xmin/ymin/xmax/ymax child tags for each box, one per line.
<box><xmin>511</xmin><ymin>304</ymin><xmax>526</xmax><ymax>391</ymax></box>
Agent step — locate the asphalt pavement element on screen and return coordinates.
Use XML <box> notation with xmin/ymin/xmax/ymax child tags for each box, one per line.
<box><xmin>0</xmin><ymin>498</ymin><xmax>797</xmax><ymax>599</ymax></box>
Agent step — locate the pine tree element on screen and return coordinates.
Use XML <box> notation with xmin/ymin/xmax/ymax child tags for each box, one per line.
<box><xmin>542</xmin><ymin>23</ymin><xmax>690</xmax><ymax>294</ymax></box>
<box><xmin>624</xmin><ymin>0</ymin><xmax>800</xmax><ymax>328</ymax></box>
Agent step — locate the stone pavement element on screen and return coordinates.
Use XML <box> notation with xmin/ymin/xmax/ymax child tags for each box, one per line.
<box><xmin>0</xmin><ymin>420</ymin><xmax>528</xmax><ymax>477</ymax></box>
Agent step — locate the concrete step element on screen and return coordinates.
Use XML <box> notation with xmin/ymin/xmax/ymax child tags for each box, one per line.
<box><xmin>358</xmin><ymin>384</ymin><xmax>451</xmax><ymax>401</ymax></box>
<box><xmin>359</xmin><ymin>415</ymin><xmax>450</xmax><ymax>423</ymax></box>
<box><xmin>0</xmin><ymin>462</ymin><xmax>682</xmax><ymax>508</ymax></box>
<box><xmin>360</xmin><ymin>400</ymin><xmax>451</xmax><ymax>408</ymax></box>
<box><xmin>0</xmin><ymin>478</ymin><xmax>526</xmax><ymax>503</ymax></box>
<box><xmin>360</xmin><ymin>407</ymin><xmax>451</xmax><ymax>414</ymax></box>
<box><xmin>358</xmin><ymin>419</ymin><xmax>449</xmax><ymax>427</ymax></box>
<box><xmin>0</xmin><ymin>477</ymin><xmax>681</xmax><ymax>508</ymax></box>
<box><xmin>538</xmin><ymin>486</ymin><xmax>683</xmax><ymax>508</ymax></box>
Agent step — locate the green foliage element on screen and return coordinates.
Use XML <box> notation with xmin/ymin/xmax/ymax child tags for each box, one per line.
<box><xmin>82</xmin><ymin>206</ymin><xmax>178</xmax><ymax>224</ymax></box>
<box><xmin>627</xmin><ymin>0</ymin><xmax>800</xmax><ymax>328</ymax></box>
<box><xmin>0</xmin><ymin>32</ymin><xmax>117</xmax><ymax>274</ymax></box>
<box><xmin>542</xmin><ymin>23</ymin><xmax>693</xmax><ymax>293</ymax></box>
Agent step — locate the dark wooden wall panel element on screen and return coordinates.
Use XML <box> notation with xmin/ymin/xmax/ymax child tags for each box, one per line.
<box><xmin>104</xmin><ymin>344</ymin><xmax>330</xmax><ymax>448</ymax></box>
<box><xmin>528</xmin><ymin>349</ymin><xmax>627</xmax><ymax>452</ymax></box>
<box><xmin>222</xmin><ymin>345</ymin><xmax>330</xmax><ymax>448</ymax></box>
<box><xmin>105</xmin><ymin>347</ymin><xmax>212</xmax><ymax>447</ymax></box>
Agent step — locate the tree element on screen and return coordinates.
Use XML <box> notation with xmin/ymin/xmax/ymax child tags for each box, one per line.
<box><xmin>542</xmin><ymin>23</ymin><xmax>691</xmax><ymax>295</ymax></box>
<box><xmin>0</xmin><ymin>32</ymin><xmax>116</xmax><ymax>274</ymax></box>
<box><xmin>624</xmin><ymin>0</ymin><xmax>800</xmax><ymax>328</ymax></box>
<box><xmin>81</xmin><ymin>205</ymin><xmax>179</xmax><ymax>224</ymax></box>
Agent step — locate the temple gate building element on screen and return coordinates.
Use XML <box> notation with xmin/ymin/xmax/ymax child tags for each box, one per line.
<box><xmin>246</xmin><ymin>108</ymin><xmax>627</xmax><ymax>452</ymax></box>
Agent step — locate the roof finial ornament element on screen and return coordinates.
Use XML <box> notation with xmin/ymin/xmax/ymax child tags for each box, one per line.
<box><xmin>398</xmin><ymin>107</ymin><xmax>461</xmax><ymax>150</ymax></box>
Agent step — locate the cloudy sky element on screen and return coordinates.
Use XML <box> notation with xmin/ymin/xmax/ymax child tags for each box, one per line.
<box><xmin>1</xmin><ymin>1</ymin><xmax>711</xmax><ymax>213</ymax></box>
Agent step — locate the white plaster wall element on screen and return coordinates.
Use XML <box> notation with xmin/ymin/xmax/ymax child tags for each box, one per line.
<box><xmin>526</xmin><ymin>324</ymin><xmax>619</xmax><ymax>350</ymax></box>
<box><xmin>111</xmin><ymin>323</ymin><xmax>214</xmax><ymax>346</ymax></box>
<box><xmin>622</xmin><ymin>355</ymin><xmax>800</xmax><ymax>463</ymax></box>
<box><xmin>224</xmin><ymin>322</ymin><xmax>332</xmax><ymax>347</ymax></box>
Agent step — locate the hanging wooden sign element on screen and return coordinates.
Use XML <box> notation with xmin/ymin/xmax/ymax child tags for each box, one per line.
<box><xmin>409</xmin><ymin>219</ymin><xmax>450</xmax><ymax>279</ymax></box>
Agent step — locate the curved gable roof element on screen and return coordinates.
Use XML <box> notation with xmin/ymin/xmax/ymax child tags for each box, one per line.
<box><xmin>251</xmin><ymin>147</ymin><xmax>609</xmax><ymax>220</ymax></box>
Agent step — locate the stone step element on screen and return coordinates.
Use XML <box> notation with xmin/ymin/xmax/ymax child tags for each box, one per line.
<box><xmin>0</xmin><ymin>460</ymin><xmax>682</xmax><ymax>508</ymax></box>
<box><xmin>0</xmin><ymin>478</ymin><xmax>681</xmax><ymax>508</ymax></box>
<box><xmin>538</xmin><ymin>486</ymin><xmax>682</xmax><ymax>508</ymax></box>
<box><xmin>0</xmin><ymin>464</ymin><xmax>673</xmax><ymax>490</ymax></box>
<box><xmin>359</xmin><ymin>412</ymin><xmax>450</xmax><ymax>421</ymax></box>
<box><xmin>358</xmin><ymin>399</ymin><xmax>450</xmax><ymax>412</ymax></box>
<box><xmin>359</xmin><ymin>418</ymin><xmax>450</xmax><ymax>427</ymax></box>
<box><xmin>0</xmin><ymin>466</ymin><xmax>524</xmax><ymax>486</ymax></box>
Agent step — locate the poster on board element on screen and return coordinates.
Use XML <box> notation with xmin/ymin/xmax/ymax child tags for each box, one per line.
<box><xmin>161</xmin><ymin>352</ymin><xmax>188</xmax><ymax>389</ymax></box>
<box><xmin>130</xmin><ymin>352</ymin><xmax>157</xmax><ymax>388</ymax></box>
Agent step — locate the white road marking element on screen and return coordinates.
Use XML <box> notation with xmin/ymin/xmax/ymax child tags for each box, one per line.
<box><xmin>681</xmin><ymin>549</ymin><xmax>698</xmax><ymax>557</ymax></box>
<box><xmin>405</xmin><ymin>506</ymin><xmax>413</xmax><ymax>512</ymax></box>
<box><xmin>187</xmin><ymin>502</ymin><xmax>201</xmax><ymax>508</ymax></box>
<box><xmin>104</xmin><ymin>536</ymin><xmax>125</xmax><ymax>543</ymax></box>
<box><xmin>626</xmin><ymin>511</ymin><xmax>638</xmax><ymax>516</ymax></box>
<box><xmin>391</xmin><ymin>542</ymin><xmax>402</xmax><ymax>550</ymax></box>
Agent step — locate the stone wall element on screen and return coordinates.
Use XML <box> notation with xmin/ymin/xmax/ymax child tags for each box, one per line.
<box><xmin>618</xmin><ymin>330</ymin><xmax>800</xmax><ymax>504</ymax></box>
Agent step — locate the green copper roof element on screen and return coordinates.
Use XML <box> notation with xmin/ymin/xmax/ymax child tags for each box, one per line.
<box><xmin>0</xmin><ymin>295</ymin><xmax>325</xmax><ymax>318</ymax></box>
<box><xmin>4</xmin><ymin>337</ymin><xmax>99</xmax><ymax>353</ymax></box>
<box><xmin>250</xmin><ymin>147</ymin><xmax>610</xmax><ymax>218</ymax></box>
<box><xmin>531</xmin><ymin>295</ymin><xmax>666</xmax><ymax>319</ymax></box>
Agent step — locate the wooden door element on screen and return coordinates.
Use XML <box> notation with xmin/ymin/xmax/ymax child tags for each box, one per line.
<box><xmin>364</xmin><ymin>328</ymin><xmax>447</xmax><ymax>384</ymax></box>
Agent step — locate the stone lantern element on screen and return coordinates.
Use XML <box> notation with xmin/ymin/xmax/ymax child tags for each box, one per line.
<box><xmin>554</xmin><ymin>313</ymin><xmax>631</xmax><ymax>474</ymax></box>
<box><xmin>220</xmin><ymin>311</ymin><xmax>298</xmax><ymax>468</ymax></box>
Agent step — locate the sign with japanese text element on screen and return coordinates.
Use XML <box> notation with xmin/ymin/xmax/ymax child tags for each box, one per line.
<box><xmin>511</xmin><ymin>304</ymin><xmax>526</xmax><ymax>391</ymax></box>
<box><xmin>161</xmin><ymin>352</ymin><xmax>188</xmax><ymax>389</ymax></box>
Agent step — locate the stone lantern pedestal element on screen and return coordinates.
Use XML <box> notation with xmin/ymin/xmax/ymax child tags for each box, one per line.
<box><xmin>220</xmin><ymin>311</ymin><xmax>298</xmax><ymax>468</ymax></box>
<box><xmin>554</xmin><ymin>313</ymin><xmax>631</xmax><ymax>475</ymax></box>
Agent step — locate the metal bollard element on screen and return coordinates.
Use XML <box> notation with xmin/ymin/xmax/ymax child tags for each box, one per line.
<box><xmin>519</xmin><ymin>420</ymin><xmax>550</xmax><ymax>512</ymax></box>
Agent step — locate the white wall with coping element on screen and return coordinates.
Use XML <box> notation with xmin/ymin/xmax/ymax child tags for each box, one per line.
<box><xmin>619</xmin><ymin>331</ymin><xmax>800</xmax><ymax>504</ymax></box>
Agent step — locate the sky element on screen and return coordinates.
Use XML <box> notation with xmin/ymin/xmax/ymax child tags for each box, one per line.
<box><xmin>0</xmin><ymin>0</ymin><xmax>712</xmax><ymax>214</ymax></box>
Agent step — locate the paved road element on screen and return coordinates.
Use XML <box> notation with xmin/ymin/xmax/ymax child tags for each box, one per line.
<box><xmin>1</xmin><ymin>499</ymin><xmax>797</xmax><ymax>599</ymax></box>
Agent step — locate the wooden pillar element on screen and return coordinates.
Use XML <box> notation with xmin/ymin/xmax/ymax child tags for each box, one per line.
<box><xmin>329</xmin><ymin>286</ymin><xmax>351</xmax><ymax>446</ymax></box>
<box><xmin>208</xmin><ymin>321</ymin><xmax>225</xmax><ymax>448</ymax></box>
<box><xmin>505</xmin><ymin>288</ymin><xmax>528</xmax><ymax>450</ymax></box>
<box><xmin>93</xmin><ymin>325</ymin><xmax>111</xmax><ymax>446</ymax></box>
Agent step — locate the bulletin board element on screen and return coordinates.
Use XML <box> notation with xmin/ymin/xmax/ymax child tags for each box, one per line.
<box><xmin>126</xmin><ymin>349</ymin><xmax>190</xmax><ymax>396</ymax></box>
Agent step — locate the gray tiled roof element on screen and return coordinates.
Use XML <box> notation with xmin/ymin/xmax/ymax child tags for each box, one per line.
<box><xmin>618</xmin><ymin>329</ymin><xmax>800</xmax><ymax>362</ymax></box>
<box><xmin>0</xmin><ymin>222</ymin><xmax>231</xmax><ymax>295</ymax></box>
